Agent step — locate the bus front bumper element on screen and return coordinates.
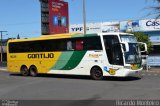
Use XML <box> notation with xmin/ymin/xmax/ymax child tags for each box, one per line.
<box><xmin>124</xmin><ymin>68</ymin><xmax>143</xmax><ymax>77</ymax></box>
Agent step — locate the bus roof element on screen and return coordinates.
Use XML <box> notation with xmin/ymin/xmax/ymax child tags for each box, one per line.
<box><xmin>99</xmin><ymin>32</ymin><xmax>134</xmax><ymax>36</ymax></box>
<box><xmin>8</xmin><ymin>33</ymin><xmax>98</xmax><ymax>43</ymax></box>
<box><xmin>8</xmin><ymin>32</ymin><xmax>134</xmax><ymax>43</ymax></box>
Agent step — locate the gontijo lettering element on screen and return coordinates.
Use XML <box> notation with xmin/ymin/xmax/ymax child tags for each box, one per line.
<box><xmin>28</xmin><ymin>53</ymin><xmax>54</xmax><ymax>59</ymax></box>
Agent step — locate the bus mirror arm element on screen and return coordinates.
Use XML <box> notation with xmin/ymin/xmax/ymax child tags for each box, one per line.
<box><xmin>120</xmin><ymin>42</ymin><xmax>129</xmax><ymax>53</ymax></box>
<box><xmin>138</xmin><ymin>42</ymin><xmax>147</xmax><ymax>52</ymax></box>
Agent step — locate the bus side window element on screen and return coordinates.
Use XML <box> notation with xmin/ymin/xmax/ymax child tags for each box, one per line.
<box><xmin>76</xmin><ymin>40</ymin><xmax>83</xmax><ymax>50</ymax></box>
<box><xmin>67</xmin><ymin>41</ymin><xmax>73</xmax><ymax>50</ymax></box>
<box><xmin>59</xmin><ymin>41</ymin><xmax>66</xmax><ymax>51</ymax></box>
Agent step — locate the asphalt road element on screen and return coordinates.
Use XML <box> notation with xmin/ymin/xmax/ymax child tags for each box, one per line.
<box><xmin>0</xmin><ymin>70</ymin><xmax>160</xmax><ymax>101</ymax></box>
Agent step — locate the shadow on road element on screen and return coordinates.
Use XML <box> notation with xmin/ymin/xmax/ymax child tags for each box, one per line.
<box><xmin>10</xmin><ymin>73</ymin><xmax>141</xmax><ymax>82</ymax></box>
<box><xmin>103</xmin><ymin>76</ymin><xmax>141</xmax><ymax>81</ymax></box>
<box><xmin>0</xmin><ymin>62</ymin><xmax>7</xmax><ymax>67</ymax></box>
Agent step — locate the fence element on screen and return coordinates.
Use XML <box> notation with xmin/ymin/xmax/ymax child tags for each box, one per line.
<box><xmin>147</xmin><ymin>56</ymin><xmax>160</xmax><ymax>66</ymax></box>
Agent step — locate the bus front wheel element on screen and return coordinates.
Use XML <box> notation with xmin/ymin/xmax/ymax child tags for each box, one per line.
<box><xmin>20</xmin><ymin>65</ymin><xmax>29</xmax><ymax>76</ymax></box>
<box><xmin>29</xmin><ymin>65</ymin><xmax>38</xmax><ymax>77</ymax></box>
<box><xmin>91</xmin><ymin>66</ymin><xmax>103</xmax><ymax>80</ymax></box>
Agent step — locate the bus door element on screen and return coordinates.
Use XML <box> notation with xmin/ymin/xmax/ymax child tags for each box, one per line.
<box><xmin>103</xmin><ymin>35</ymin><xmax>124</xmax><ymax>75</ymax></box>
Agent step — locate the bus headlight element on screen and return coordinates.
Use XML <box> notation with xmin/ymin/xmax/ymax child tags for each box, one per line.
<box><xmin>131</xmin><ymin>64</ymin><xmax>141</xmax><ymax>70</ymax></box>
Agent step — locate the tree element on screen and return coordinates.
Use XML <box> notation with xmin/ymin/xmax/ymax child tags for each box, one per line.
<box><xmin>17</xmin><ymin>34</ymin><xmax>20</xmax><ymax>39</ymax></box>
<box><xmin>147</xmin><ymin>0</ymin><xmax>160</xmax><ymax>18</ymax></box>
<box><xmin>132</xmin><ymin>32</ymin><xmax>153</xmax><ymax>53</ymax></box>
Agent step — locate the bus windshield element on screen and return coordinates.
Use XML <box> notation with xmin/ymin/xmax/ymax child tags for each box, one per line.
<box><xmin>120</xmin><ymin>35</ymin><xmax>137</xmax><ymax>43</ymax></box>
<box><xmin>120</xmin><ymin>35</ymin><xmax>142</xmax><ymax>64</ymax></box>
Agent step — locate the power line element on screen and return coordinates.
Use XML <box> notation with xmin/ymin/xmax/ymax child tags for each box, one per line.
<box><xmin>0</xmin><ymin>22</ymin><xmax>40</xmax><ymax>27</ymax></box>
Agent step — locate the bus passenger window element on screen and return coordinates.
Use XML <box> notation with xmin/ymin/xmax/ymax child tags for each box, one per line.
<box><xmin>67</xmin><ymin>41</ymin><xmax>73</xmax><ymax>50</ymax></box>
<box><xmin>58</xmin><ymin>41</ymin><xmax>66</xmax><ymax>51</ymax></box>
<box><xmin>76</xmin><ymin>40</ymin><xmax>83</xmax><ymax>50</ymax></box>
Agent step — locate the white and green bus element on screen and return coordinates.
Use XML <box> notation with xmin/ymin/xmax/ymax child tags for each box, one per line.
<box><xmin>7</xmin><ymin>32</ymin><xmax>147</xmax><ymax>80</ymax></box>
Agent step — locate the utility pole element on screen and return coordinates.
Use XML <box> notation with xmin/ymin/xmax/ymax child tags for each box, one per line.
<box><xmin>0</xmin><ymin>31</ymin><xmax>7</xmax><ymax>62</ymax></box>
<box><xmin>83</xmin><ymin>0</ymin><xmax>86</xmax><ymax>34</ymax></box>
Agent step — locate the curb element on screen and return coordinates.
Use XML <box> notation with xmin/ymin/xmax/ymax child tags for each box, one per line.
<box><xmin>0</xmin><ymin>68</ymin><xmax>7</xmax><ymax>72</ymax></box>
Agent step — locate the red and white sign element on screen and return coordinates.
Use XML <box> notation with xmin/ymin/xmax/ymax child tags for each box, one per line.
<box><xmin>49</xmin><ymin>0</ymin><xmax>69</xmax><ymax>34</ymax></box>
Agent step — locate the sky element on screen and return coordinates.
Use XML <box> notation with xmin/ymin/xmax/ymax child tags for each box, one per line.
<box><xmin>0</xmin><ymin>0</ymin><xmax>156</xmax><ymax>39</ymax></box>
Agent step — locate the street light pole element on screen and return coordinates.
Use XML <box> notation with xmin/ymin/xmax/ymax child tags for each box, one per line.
<box><xmin>83</xmin><ymin>0</ymin><xmax>86</xmax><ymax>34</ymax></box>
<box><xmin>0</xmin><ymin>31</ymin><xmax>7</xmax><ymax>62</ymax></box>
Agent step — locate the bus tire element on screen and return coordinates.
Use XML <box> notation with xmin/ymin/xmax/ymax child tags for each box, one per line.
<box><xmin>20</xmin><ymin>65</ymin><xmax>29</xmax><ymax>76</ymax></box>
<box><xmin>29</xmin><ymin>65</ymin><xmax>38</xmax><ymax>77</ymax></box>
<box><xmin>91</xmin><ymin>66</ymin><xmax>103</xmax><ymax>80</ymax></box>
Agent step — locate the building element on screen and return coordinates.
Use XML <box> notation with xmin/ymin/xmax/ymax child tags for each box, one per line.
<box><xmin>0</xmin><ymin>39</ymin><xmax>9</xmax><ymax>61</ymax></box>
<box><xmin>69</xmin><ymin>19</ymin><xmax>160</xmax><ymax>66</ymax></box>
<box><xmin>39</xmin><ymin>0</ymin><xmax>69</xmax><ymax>35</ymax></box>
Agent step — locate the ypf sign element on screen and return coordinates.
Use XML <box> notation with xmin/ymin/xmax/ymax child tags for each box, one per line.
<box><xmin>69</xmin><ymin>24</ymin><xmax>84</xmax><ymax>33</ymax></box>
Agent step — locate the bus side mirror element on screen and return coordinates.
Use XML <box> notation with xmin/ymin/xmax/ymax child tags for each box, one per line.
<box><xmin>121</xmin><ymin>42</ymin><xmax>129</xmax><ymax>52</ymax></box>
<box><xmin>138</xmin><ymin>42</ymin><xmax>147</xmax><ymax>52</ymax></box>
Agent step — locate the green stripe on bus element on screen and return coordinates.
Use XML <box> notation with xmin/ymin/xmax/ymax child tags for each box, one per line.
<box><xmin>71</xmin><ymin>33</ymin><xmax>98</xmax><ymax>38</ymax></box>
<box><xmin>51</xmin><ymin>52</ymin><xmax>74</xmax><ymax>70</ymax></box>
<box><xmin>61</xmin><ymin>51</ymin><xmax>87</xmax><ymax>70</ymax></box>
<box><xmin>71</xmin><ymin>34</ymin><xmax>84</xmax><ymax>38</ymax></box>
<box><xmin>84</xmin><ymin>33</ymin><xmax>98</xmax><ymax>37</ymax></box>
